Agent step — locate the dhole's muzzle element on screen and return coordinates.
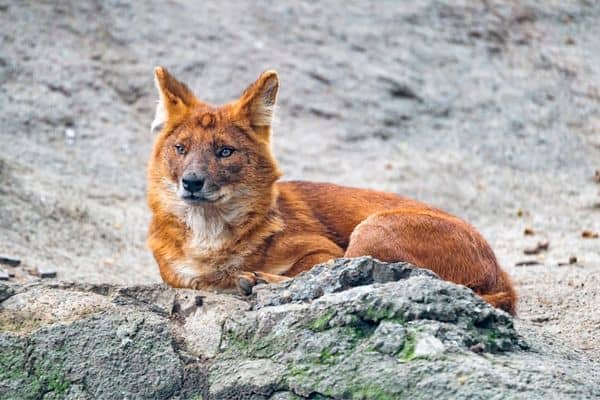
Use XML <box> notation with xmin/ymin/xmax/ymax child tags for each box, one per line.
<box><xmin>178</xmin><ymin>168</ymin><xmax>223</xmax><ymax>205</ymax></box>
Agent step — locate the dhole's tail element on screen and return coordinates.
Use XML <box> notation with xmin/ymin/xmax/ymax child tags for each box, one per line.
<box><xmin>482</xmin><ymin>292</ymin><xmax>516</xmax><ymax>315</ymax></box>
<box><xmin>481</xmin><ymin>269</ymin><xmax>517</xmax><ymax>315</ymax></box>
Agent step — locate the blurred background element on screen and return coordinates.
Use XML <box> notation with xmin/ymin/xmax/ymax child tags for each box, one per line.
<box><xmin>0</xmin><ymin>1</ymin><xmax>598</xmax><ymax>355</ymax></box>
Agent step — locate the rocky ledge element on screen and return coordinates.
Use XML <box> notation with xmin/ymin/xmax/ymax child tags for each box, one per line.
<box><xmin>0</xmin><ymin>257</ymin><xmax>598</xmax><ymax>399</ymax></box>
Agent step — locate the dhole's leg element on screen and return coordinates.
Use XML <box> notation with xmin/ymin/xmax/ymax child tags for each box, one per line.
<box><xmin>237</xmin><ymin>239</ymin><xmax>344</xmax><ymax>295</ymax></box>
<box><xmin>345</xmin><ymin>211</ymin><xmax>517</xmax><ymax>314</ymax></box>
<box><xmin>285</xmin><ymin>251</ymin><xmax>343</xmax><ymax>276</ymax></box>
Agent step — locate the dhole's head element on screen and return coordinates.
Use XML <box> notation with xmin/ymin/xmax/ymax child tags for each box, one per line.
<box><xmin>148</xmin><ymin>67</ymin><xmax>282</xmax><ymax>215</ymax></box>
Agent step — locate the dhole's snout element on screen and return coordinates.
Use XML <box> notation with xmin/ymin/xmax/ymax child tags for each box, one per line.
<box><xmin>182</xmin><ymin>172</ymin><xmax>205</xmax><ymax>193</ymax></box>
<box><xmin>179</xmin><ymin>170</ymin><xmax>212</xmax><ymax>204</ymax></box>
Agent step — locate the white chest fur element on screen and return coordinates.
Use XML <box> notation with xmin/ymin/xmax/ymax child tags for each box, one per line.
<box><xmin>184</xmin><ymin>207</ymin><xmax>229</xmax><ymax>253</ymax></box>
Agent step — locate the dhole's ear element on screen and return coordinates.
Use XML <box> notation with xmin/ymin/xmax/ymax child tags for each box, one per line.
<box><xmin>236</xmin><ymin>70</ymin><xmax>279</xmax><ymax>134</ymax></box>
<box><xmin>151</xmin><ymin>66</ymin><xmax>196</xmax><ymax>134</ymax></box>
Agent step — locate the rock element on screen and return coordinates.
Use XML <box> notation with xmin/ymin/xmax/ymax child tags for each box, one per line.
<box><xmin>253</xmin><ymin>257</ymin><xmax>437</xmax><ymax>308</ymax></box>
<box><xmin>175</xmin><ymin>291</ymin><xmax>249</xmax><ymax>358</ymax></box>
<box><xmin>0</xmin><ymin>283</ymin><xmax>14</xmax><ymax>302</ymax></box>
<box><xmin>29</xmin><ymin>266</ymin><xmax>58</xmax><ymax>279</ymax></box>
<box><xmin>0</xmin><ymin>258</ymin><xmax>598</xmax><ymax>399</ymax></box>
<box><xmin>209</xmin><ymin>359</ymin><xmax>287</xmax><ymax>399</ymax></box>
<box><xmin>0</xmin><ymin>269</ymin><xmax>9</xmax><ymax>281</ymax></box>
<box><xmin>368</xmin><ymin>321</ymin><xmax>407</xmax><ymax>355</ymax></box>
<box><xmin>0</xmin><ymin>285</ymin><xmax>115</xmax><ymax>333</ymax></box>
<box><xmin>0</xmin><ymin>255</ymin><xmax>21</xmax><ymax>267</ymax></box>
<box><xmin>0</xmin><ymin>312</ymin><xmax>190</xmax><ymax>399</ymax></box>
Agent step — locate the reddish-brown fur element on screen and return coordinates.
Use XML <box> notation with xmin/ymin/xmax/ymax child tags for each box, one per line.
<box><xmin>147</xmin><ymin>68</ymin><xmax>517</xmax><ymax>315</ymax></box>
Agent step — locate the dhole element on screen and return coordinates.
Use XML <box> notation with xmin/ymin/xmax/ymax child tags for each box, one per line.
<box><xmin>147</xmin><ymin>67</ymin><xmax>517</xmax><ymax>315</ymax></box>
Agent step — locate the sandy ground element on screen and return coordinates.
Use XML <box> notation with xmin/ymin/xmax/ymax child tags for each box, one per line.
<box><xmin>1</xmin><ymin>1</ymin><xmax>598</xmax><ymax>360</ymax></box>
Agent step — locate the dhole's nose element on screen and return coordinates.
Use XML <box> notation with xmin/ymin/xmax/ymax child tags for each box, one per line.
<box><xmin>182</xmin><ymin>173</ymin><xmax>205</xmax><ymax>193</ymax></box>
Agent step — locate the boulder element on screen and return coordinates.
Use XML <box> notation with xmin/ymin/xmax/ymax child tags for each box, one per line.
<box><xmin>0</xmin><ymin>258</ymin><xmax>597</xmax><ymax>399</ymax></box>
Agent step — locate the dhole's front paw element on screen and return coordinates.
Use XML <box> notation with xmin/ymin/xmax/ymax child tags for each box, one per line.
<box><xmin>189</xmin><ymin>277</ymin><xmax>205</xmax><ymax>290</ymax></box>
<box><xmin>237</xmin><ymin>271</ymin><xmax>290</xmax><ymax>296</ymax></box>
<box><xmin>237</xmin><ymin>272</ymin><xmax>263</xmax><ymax>296</ymax></box>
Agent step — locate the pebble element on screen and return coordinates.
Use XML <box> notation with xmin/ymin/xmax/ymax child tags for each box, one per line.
<box><xmin>0</xmin><ymin>269</ymin><xmax>9</xmax><ymax>280</ymax></box>
<box><xmin>0</xmin><ymin>254</ymin><xmax>21</xmax><ymax>267</ymax></box>
<box><xmin>30</xmin><ymin>267</ymin><xmax>57</xmax><ymax>279</ymax></box>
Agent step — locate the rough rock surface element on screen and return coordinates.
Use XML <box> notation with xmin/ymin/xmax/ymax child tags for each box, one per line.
<box><xmin>1</xmin><ymin>258</ymin><xmax>598</xmax><ymax>399</ymax></box>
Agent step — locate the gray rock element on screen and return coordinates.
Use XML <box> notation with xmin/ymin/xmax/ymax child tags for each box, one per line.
<box><xmin>368</xmin><ymin>321</ymin><xmax>407</xmax><ymax>355</ymax></box>
<box><xmin>0</xmin><ymin>282</ymin><xmax>15</xmax><ymax>302</ymax></box>
<box><xmin>253</xmin><ymin>257</ymin><xmax>437</xmax><ymax>308</ymax></box>
<box><xmin>209</xmin><ymin>359</ymin><xmax>287</xmax><ymax>399</ymax></box>
<box><xmin>0</xmin><ymin>311</ymin><xmax>187</xmax><ymax>400</ymax></box>
<box><xmin>0</xmin><ymin>258</ymin><xmax>598</xmax><ymax>399</ymax></box>
<box><xmin>175</xmin><ymin>291</ymin><xmax>249</xmax><ymax>358</ymax></box>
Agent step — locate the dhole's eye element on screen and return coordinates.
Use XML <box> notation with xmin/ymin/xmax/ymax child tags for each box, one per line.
<box><xmin>174</xmin><ymin>144</ymin><xmax>186</xmax><ymax>155</ymax></box>
<box><xmin>217</xmin><ymin>147</ymin><xmax>235</xmax><ymax>158</ymax></box>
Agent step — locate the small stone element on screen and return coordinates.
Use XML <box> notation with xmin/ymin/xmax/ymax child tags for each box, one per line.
<box><xmin>515</xmin><ymin>260</ymin><xmax>541</xmax><ymax>266</ymax></box>
<box><xmin>523</xmin><ymin>228</ymin><xmax>535</xmax><ymax>236</ymax></box>
<box><xmin>529</xmin><ymin>314</ymin><xmax>552</xmax><ymax>323</ymax></box>
<box><xmin>0</xmin><ymin>269</ymin><xmax>9</xmax><ymax>280</ymax></box>
<box><xmin>65</xmin><ymin>128</ymin><xmax>76</xmax><ymax>145</ymax></box>
<box><xmin>558</xmin><ymin>256</ymin><xmax>578</xmax><ymax>266</ymax></box>
<box><xmin>581</xmin><ymin>230</ymin><xmax>599</xmax><ymax>239</ymax></box>
<box><xmin>0</xmin><ymin>283</ymin><xmax>15</xmax><ymax>302</ymax></box>
<box><xmin>569</xmin><ymin>255</ymin><xmax>578</xmax><ymax>264</ymax></box>
<box><xmin>65</xmin><ymin>128</ymin><xmax>76</xmax><ymax>138</ymax></box>
<box><xmin>524</xmin><ymin>240</ymin><xmax>549</xmax><ymax>255</ymax></box>
<box><xmin>30</xmin><ymin>267</ymin><xmax>57</xmax><ymax>278</ymax></box>
<box><xmin>0</xmin><ymin>254</ymin><xmax>21</xmax><ymax>267</ymax></box>
<box><xmin>469</xmin><ymin>342</ymin><xmax>485</xmax><ymax>353</ymax></box>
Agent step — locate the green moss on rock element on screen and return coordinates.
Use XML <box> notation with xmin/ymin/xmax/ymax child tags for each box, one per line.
<box><xmin>0</xmin><ymin>346</ymin><xmax>70</xmax><ymax>400</ymax></box>
<box><xmin>398</xmin><ymin>333</ymin><xmax>417</xmax><ymax>361</ymax></box>
<box><xmin>307</xmin><ymin>310</ymin><xmax>336</xmax><ymax>332</ymax></box>
<box><xmin>349</xmin><ymin>385</ymin><xmax>396</xmax><ymax>400</ymax></box>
